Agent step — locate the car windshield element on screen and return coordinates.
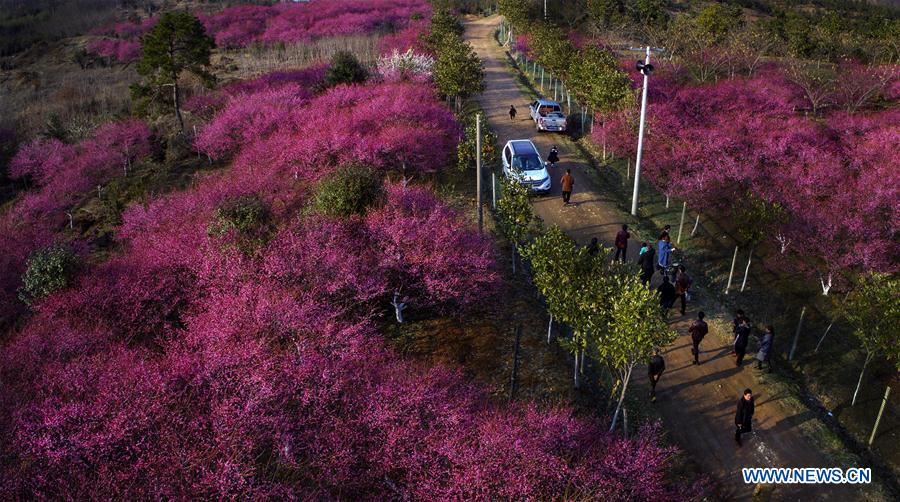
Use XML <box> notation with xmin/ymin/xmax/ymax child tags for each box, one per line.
<box><xmin>512</xmin><ymin>154</ymin><xmax>543</xmax><ymax>172</ymax></box>
<box><xmin>538</xmin><ymin>105</ymin><xmax>560</xmax><ymax>116</ymax></box>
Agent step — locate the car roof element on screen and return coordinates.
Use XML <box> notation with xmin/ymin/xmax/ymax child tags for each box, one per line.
<box><xmin>535</xmin><ymin>99</ymin><xmax>560</xmax><ymax>106</ymax></box>
<box><xmin>509</xmin><ymin>140</ymin><xmax>539</xmax><ymax>155</ymax></box>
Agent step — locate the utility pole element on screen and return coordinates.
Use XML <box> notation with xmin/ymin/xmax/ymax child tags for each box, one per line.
<box><xmin>629</xmin><ymin>46</ymin><xmax>664</xmax><ymax>216</ymax></box>
<box><xmin>476</xmin><ymin>113</ymin><xmax>483</xmax><ymax>232</ymax></box>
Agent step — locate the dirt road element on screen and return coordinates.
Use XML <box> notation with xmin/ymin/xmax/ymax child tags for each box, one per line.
<box><xmin>464</xmin><ymin>15</ymin><xmax>867</xmax><ymax>501</ymax></box>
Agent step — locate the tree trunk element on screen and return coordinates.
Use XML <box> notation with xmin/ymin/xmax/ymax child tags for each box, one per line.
<box><xmin>573</xmin><ymin>349</ymin><xmax>581</xmax><ymax>389</ymax></box>
<box><xmin>511</xmin><ymin>246</ymin><xmax>516</xmax><ymax>274</ymax></box>
<box><xmin>173</xmin><ymin>82</ymin><xmax>185</xmax><ymax>134</ymax></box>
<box><xmin>691</xmin><ymin>213</ymin><xmax>700</xmax><ymax>236</ymax></box>
<box><xmin>851</xmin><ymin>351</ymin><xmax>873</xmax><ymax>406</ymax></box>
<box><xmin>609</xmin><ymin>366</ymin><xmax>632</xmax><ymax>432</ymax></box>
<box><xmin>547</xmin><ymin>314</ymin><xmax>553</xmax><ymax>344</ymax></box>
<box><xmin>579</xmin><ymin>348</ymin><xmax>585</xmax><ymax>375</ymax></box>
<box><xmin>740</xmin><ymin>246</ymin><xmax>754</xmax><ymax>292</ymax></box>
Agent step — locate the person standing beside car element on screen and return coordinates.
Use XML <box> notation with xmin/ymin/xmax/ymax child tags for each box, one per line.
<box><xmin>509</xmin><ymin>105</ymin><xmax>517</xmax><ymax>120</ymax></box>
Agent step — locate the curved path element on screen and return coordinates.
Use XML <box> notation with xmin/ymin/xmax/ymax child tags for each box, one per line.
<box><xmin>465</xmin><ymin>15</ymin><xmax>864</xmax><ymax>501</ymax></box>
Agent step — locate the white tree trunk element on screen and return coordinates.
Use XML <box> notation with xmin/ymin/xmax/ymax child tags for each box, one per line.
<box><xmin>740</xmin><ymin>247</ymin><xmax>753</xmax><ymax>292</ymax></box>
<box><xmin>547</xmin><ymin>314</ymin><xmax>553</xmax><ymax>344</ymax></box>
<box><xmin>579</xmin><ymin>348</ymin><xmax>585</xmax><ymax>375</ymax></box>
<box><xmin>851</xmin><ymin>351</ymin><xmax>873</xmax><ymax>406</ymax></box>
<box><xmin>691</xmin><ymin>213</ymin><xmax>700</xmax><ymax>236</ymax></box>
<box><xmin>573</xmin><ymin>350</ymin><xmax>581</xmax><ymax>389</ymax></box>
<box><xmin>609</xmin><ymin>365</ymin><xmax>633</xmax><ymax>432</ymax></box>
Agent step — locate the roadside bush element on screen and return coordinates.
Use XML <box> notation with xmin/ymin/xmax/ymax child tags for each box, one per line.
<box><xmin>312</xmin><ymin>163</ymin><xmax>383</xmax><ymax>217</ymax></box>
<box><xmin>207</xmin><ymin>194</ymin><xmax>273</xmax><ymax>254</ymax></box>
<box><xmin>324</xmin><ymin>51</ymin><xmax>369</xmax><ymax>88</ymax></box>
<box><xmin>18</xmin><ymin>244</ymin><xmax>77</xmax><ymax>304</ymax></box>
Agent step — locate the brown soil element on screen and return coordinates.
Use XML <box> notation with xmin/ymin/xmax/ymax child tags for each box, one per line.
<box><xmin>460</xmin><ymin>15</ymin><xmax>879</xmax><ymax>501</ymax></box>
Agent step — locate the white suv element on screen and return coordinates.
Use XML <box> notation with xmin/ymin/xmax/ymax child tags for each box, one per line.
<box><xmin>501</xmin><ymin>140</ymin><xmax>551</xmax><ymax>194</ymax></box>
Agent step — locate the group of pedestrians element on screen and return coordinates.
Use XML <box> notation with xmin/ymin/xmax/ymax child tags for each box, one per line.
<box><xmin>647</xmin><ymin>306</ymin><xmax>775</xmax><ymax>447</ymax></box>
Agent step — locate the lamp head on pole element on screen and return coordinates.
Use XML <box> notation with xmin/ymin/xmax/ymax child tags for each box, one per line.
<box><xmin>636</xmin><ymin>61</ymin><xmax>654</xmax><ymax>76</ymax></box>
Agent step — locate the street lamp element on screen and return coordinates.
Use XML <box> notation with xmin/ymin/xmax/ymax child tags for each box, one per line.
<box><xmin>630</xmin><ymin>46</ymin><xmax>661</xmax><ymax>216</ymax></box>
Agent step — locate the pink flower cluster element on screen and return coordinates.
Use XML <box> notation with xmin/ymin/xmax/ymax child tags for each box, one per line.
<box><xmin>196</xmin><ymin>80</ymin><xmax>458</xmax><ymax>176</ymax></box>
<box><xmin>201</xmin><ymin>0</ymin><xmax>431</xmax><ymax>49</ymax></box>
<box><xmin>0</xmin><ymin>120</ymin><xmax>152</xmax><ymax>325</ymax></box>
<box><xmin>85</xmin><ymin>38</ymin><xmax>141</xmax><ymax>64</ymax></box>
<box><xmin>594</xmin><ymin>65</ymin><xmax>899</xmax><ymax>279</ymax></box>
<box><xmin>0</xmin><ymin>63</ymin><xmax>698</xmax><ymax>497</ymax></box>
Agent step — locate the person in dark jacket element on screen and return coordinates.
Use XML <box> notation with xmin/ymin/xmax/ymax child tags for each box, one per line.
<box><xmin>638</xmin><ymin>243</ymin><xmax>655</xmax><ymax>285</ymax></box>
<box><xmin>614</xmin><ymin>224</ymin><xmax>630</xmax><ymax>263</ymax></box>
<box><xmin>547</xmin><ymin>146</ymin><xmax>560</xmax><ymax>166</ymax></box>
<box><xmin>657</xmin><ymin>276</ymin><xmax>676</xmax><ymax>315</ymax></box>
<box><xmin>648</xmin><ymin>348</ymin><xmax>665</xmax><ymax>402</ymax></box>
<box><xmin>675</xmin><ymin>265</ymin><xmax>692</xmax><ymax>315</ymax></box>
<box><xmin>734</xmin><ymin>388</ymin><xmax>755</xmax><ymax>446</ymax></box>
<box><xmin>733</xmin><ymin>318</ymin><xmax>751</xmax><ymax>366</ymax></box>
<box><xmin>689</xmin><ymin>311</ymin><xmax>709</xmax><ymax>365</ymax></box>
<box><xmin>756</xmin><ymin>325</ymin><xmax>774</xmax><ymax>372</ymax></box>
<box><xmin>509</xmin><ymin>105</ymin><xmax>517</xmax><ymax>120</ymax></box>
<box><xmin>731</xmin><ymin>309</ymin><xmax>749</xmax><ymax>355</ymax></box>
<box><xmin>586</xmin><ymin>237</ymin><xmax>599</xmax><ymax>256</ymax></box>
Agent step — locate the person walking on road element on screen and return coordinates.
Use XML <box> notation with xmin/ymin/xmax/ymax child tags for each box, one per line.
<box><xmin>638</xmin><ymin>242</ymin><xmax>655</xmax><ymax>285</ymax></box>
<box><xmin>614</xmin><ymin>224</ymin><xmax>630</xmax><ymax>263</ymax></box>
<box><xmin>648</xmin><ymin>348</ymin><xmax>665</xmax><ymax>402</ymax></box>
<box><xmin>586</xmin><ymin>237</ymin><xmax>599</xmax><ymax>257</ymax></box>
<box><xmin>561</xmin><ymin>169</ymin><xmax>574</xmax><ymax>205</ymax></box>
<box><xmin>734</xmin><ymin>317</ymin><xmax>751</xmax><ymax>366</ymax></box>
<box><xmin>547</xmin><ymin>145</ymin><xmax>560</xmax><ymax>167</ymax></box>
<box><xmin>675</xmin><ymin>265</ymin><xmax>693</xmax><ymax>316</ymax></box>
<box><xmin>734</xmin><ymin>388</ymin><xmax>755</xmax><ymax>447</ymax></box>
<box><xmin>689</xmin><ymin>311</ymin><xmax>709</xmax><ymax>365</ymax></box>
<box><xmin>509</xmin><ymin>105</ymin><xmax>517</xmax><ymax>121</ymax></box>
<box><xmin>756</xmin><ymin>325</ymin><xmax>775</xmax><ymax>372</ymax></box>
<box><xmin>657</xmin><ymin>275</ymin><xmax>676</xmax><ymax>316</ymax></box>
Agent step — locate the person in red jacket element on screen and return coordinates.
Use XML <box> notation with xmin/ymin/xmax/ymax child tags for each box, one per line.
<box><xmin>614</xmin><ymin>224</ymin><xmax>630</xmax><ymax>263</ymax></box>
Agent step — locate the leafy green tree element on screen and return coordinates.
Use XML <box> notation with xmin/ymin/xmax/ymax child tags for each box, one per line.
<box><xmin>597</xmin><ymin>273</ymin><xmax>676</xmax><ymax>431</ymax></box>
<box><xmin>456</xmin><ymin>114</ymin><xmax>498</xmax><ymax>171</ymax></box>
<box><xmin>846</xmin><ymin>273</ymin><xmax>900</xmax><ymax>406</ymax></box>
<box><xmin>568</xmin><ymin>46</ymin><xmax>632</xmax><ymax>112</ymax></box>
<box><xmin>427</xmin><ymin>7</ymin><xmax>464</xmax><ymax>48</ymax></box>
<box><xmin>694</xmin><ymin>2</ymin><xmax>744</xmax><ymax>44</ymax></box>
<box><xmin>324</xmin><ymin>51</ymin><xmax>369</xmax><ymax>88</ymax></box>
<box><xmin>588</xmin><ymin>0</ymin><xmax>626</xmax><ymax>29</ymax></box>
<box><xmin>496</xmin><ymin>173</ymin><xmax>534</xmax><ymax>273</ymax></box>
<box><xmin>433</xmin><ymin>36</ymin><xmax>485</xmax><ymax>111</ymax></box>
<box><xmin>207</xmin><ymin>194</ymin><xmax>273</xmax><ymax>255</ymax></box>
<box><xmin>498</xmin><ymin>0</ymin><xmax>533</xmax><ymax>27</ymax></box>
<box><xmin>629</xmin><ymin>0</ymin><xmax>668</xmax><ymax>27</ymax></box>
<box><xmin>135</xmin><ymin>11</ymin><xmax>214</xmax><ymax>133</ymax></box>
<box><xmin>19</xmin><ymin>244</ymin><xmax>78</xmax><ymax>305</ymax></box>
<box><xmin>529</xmin><ymin>24</ymin><xmax>576</xmax><ymax>78</ymax></box>
<box><xmin>311</xmin><ymin>162</ymin><xmax>383</xmax><ymax>217</ymax></box>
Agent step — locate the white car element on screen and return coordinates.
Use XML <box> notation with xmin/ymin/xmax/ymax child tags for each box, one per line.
<box><xmin>501</xmin><ymin>140</ymin><xmax>551</xmax><ymax>194</ymax></box>
<box><xmin>528</xmin><ymin>99</ymin><xmax>566</xmax><ymax>132</ymax></box>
